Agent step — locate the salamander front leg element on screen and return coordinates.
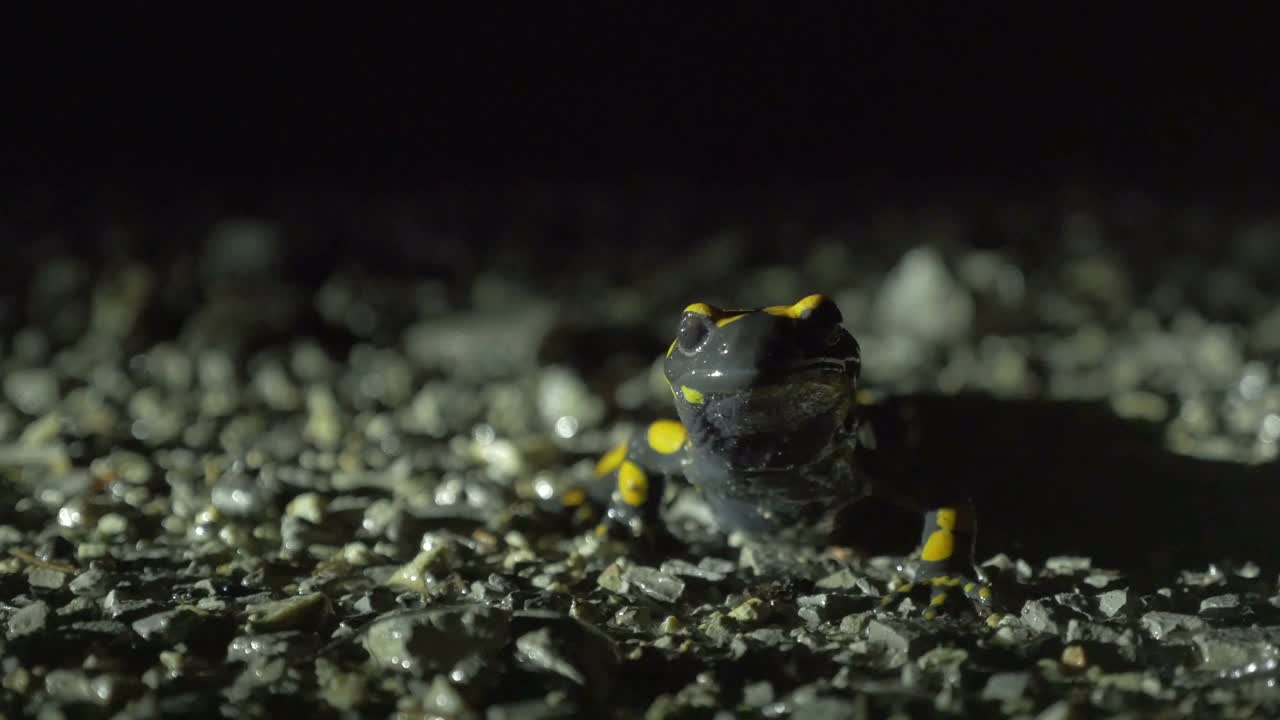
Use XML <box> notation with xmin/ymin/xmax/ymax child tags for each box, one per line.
<box><xmin>557</xmin><ymin>420</ymin><xmax>688</xmax><ymax>551</ymax></box>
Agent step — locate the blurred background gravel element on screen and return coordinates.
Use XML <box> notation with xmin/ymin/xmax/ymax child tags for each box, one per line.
<box><xmin>1</xmin><ymin>186</ymin><xmax>1279</xmax><ymax>718</ymax></box>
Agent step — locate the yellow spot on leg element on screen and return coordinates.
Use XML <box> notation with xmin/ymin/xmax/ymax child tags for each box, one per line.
<box><xmin>920</xmin><ymin>529</ymin><xmax>955</xmax><ymax>562</ymax></box>
<box><xmin>618</xmin><ymin>461</ymin><xmax>649</xmax><ymax>506</ymax></box>
<box><xmin>561</xmin><ymin>488</ymin><xmax>586</xmax><ymax>507</ymax></box>
<box><xmin>594</xmin><ymin>442</ymin><xmax>627</xmax><ymax>478</ymax></box>
<box><xmin>937</xmin><ymin>505</ymin><xmax>977</xmax><ymax>533</ymax></box>
<box><xmin>680</xmin><ymin>386</ymin><xmax>704</xmax><ymax>404</ymax></box>
<box><xmin>935</xmin><ymin>508</ymin><xmax>957</xmax><ymax>531</ymax></box>
<box><xmin>920</xmin><ymin>507</ymin><xmax>960</xmax><ymax>562</ymax></box>
<box><xmin>646</xmin><ymin>420</ymin><xmax>687</xmax><ymax>454</ymax></box>
<box><xmin>963</xmin><ymin>582</ymin><xmax>976</xmax><ymax>593</ymax></box>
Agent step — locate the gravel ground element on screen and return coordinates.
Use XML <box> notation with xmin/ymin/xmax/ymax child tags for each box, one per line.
<box><xmin>2</xmin><ymin>189</ymin><xmax>1280</xmax><ymax>719</ymax></box>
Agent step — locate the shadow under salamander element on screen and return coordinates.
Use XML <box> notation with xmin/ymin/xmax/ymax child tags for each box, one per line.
<box><xmin>840</xmin><ymin>392</ymin><xmax>1280</xmax><ymax>577</ymax></box>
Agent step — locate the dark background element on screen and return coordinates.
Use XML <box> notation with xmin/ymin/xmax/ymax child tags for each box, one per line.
<box><xmin>3</xmin><ymin>8</ymin><xmax>1278</xmax><ymax>199</ymax></box>
<box><xmin>0</xmin><ymin>6</ymin><xmax>1274</xmax><ymax>289</ymax></box>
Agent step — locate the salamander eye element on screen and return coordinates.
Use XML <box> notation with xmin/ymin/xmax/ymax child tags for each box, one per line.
<box><xmin>825</xmin><ymin>327</ymin><xmax>844</xmax><ymax>346</ymax></box>
<box><xmin>676</xmin><ymin>313</ymin><xmax>711</xmax><ymax>354</ymax></box>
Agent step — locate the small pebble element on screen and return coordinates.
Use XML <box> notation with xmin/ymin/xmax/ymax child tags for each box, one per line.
<box><xmin>28</xmin><ymin>566</ymin><xmax>67</xmax><ymax>590</ymax></box>
<box><xmin>8</xmin><ymin>600</ymin><xmax>50</xmax><ymax>638</ymax></box>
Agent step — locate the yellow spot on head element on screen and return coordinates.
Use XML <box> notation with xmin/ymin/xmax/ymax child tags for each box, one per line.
<box><xmin>923</xmin><ymin>610</ymin><xmax>937</xmax><ymax>620</ymax></box>
<box><xmin>763</xmin><ymin>293</ymin><xmax>830</xmax><ymax>319</ymax></box>
<box><xmin>963</xmin><ymin>582</ymin><xmax>976</xmax><ymax>593</ymax></box>
<box><xmin>930</xmin><ymin>593</ymin><xmax>947</xmax><ymax>606</ymax></box>
<box><xmin>978</xmin><ymin>587</ymin><xmax>992</xmax><ymax>601</ymax></box>
<box><xmin>789</xmin><ymin>293</ymin><xmax>828</xmax><ymax>317</ymax></box>
<box><xmin>680</xmin><ymin>385</ymin><xmax>704</xmax><ymax>404</ymax></box>
<box><xmin>986</xmin><ymin>613</ymin><xmax>1002</xmax><ymax>628</ymax></box>
<box><xmin>618</xmin><ymin>461</ymin><xmax>648</xmax><ymax>506</ymax></box>
<box><xmin>920</xmin><ymin>529</ymin><xmax>955</xmax><ymax>562</ymax></box>
<box><xmin>683</xmin><ymin>302</ymin><xmax>717</xmax><ymax>317</ymax></box>
<box><xmin>667</xmin><ymin>338</ymin><xmax>677</xmax><ymax>358</ymax></box>
<box><xmin>594</xmin><ymin>442</ymin><xmax>627</xmax><ymax>478</ymax></box>
<box><xmin>935</xmin><ymin>508</ymin><xmax>957</xmax><ymax>531</ymax></box>
<box><xmin>562</xmin><ymin>488</ymin><xmax>586</xmax><ymax>507</ymax></box>
<box><xmin>715</xmin><ymin>313</ymin><xmax>747</xmax><ymax>327</ymax></box>
<box><xmin>646</xmin><ymin>419</ymin><xmax>687</xmax><ymax>454</ymax></box>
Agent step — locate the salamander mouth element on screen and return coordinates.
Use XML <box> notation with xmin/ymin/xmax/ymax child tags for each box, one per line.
<box><xmin>678</xmin><ymin>358</ymin><xmax>850</xmax><ymax>395</ymax></box>
<box><xmin>703</xmin><ymin>373</ymin><xmax>850</xmax><ymax>435</ymax></box>
<box><xmin>676</xmin><ymin>364</ymin><xmax>856</xmax><ymax>472</ymax></box>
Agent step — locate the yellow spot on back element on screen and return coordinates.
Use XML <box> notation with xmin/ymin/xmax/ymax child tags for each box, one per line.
<box><xmin>763</xmin><ymin>293</ymin><xmax>829</xmax><ymax>319</ymax></box>
<box><xmin>646</xmin><ymin>420</ymin><xmax>687</xmax><ymax>454</ymax></box>
<box><xmin>562</xmin><ymin>488</ymin><xmax>586</xmax><ymax>507</ymax></box>
<box><xmin>930</xmin><ymin>593</ymin><xmax>947</xmax><ymax>606</ymax></box>
<box><xmin>680</xmin><ymin>385</ymin><xmax>704</xmax><ymax>404</ymax></box>
<box><xmin>594</xmin><ymin>442</ymin><xmax>627</xmax><ymax>478</ymax></box>
<box><xmin>920</xmin><ymin>529</ymin><xmax>955</xmax><ymax>562</ymax></box>
<box><xmin>618</xmin><ymin>461</ymin><xmax>648</xmax><ymax>506</ymax></box>
<box><xmin>715</xmin><ymin>313</ymin><xmax>747</xmax><ymax>327</ymax></box>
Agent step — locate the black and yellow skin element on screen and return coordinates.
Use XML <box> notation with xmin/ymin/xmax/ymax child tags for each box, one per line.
<box><xmin>575</xmin><ymin>294</ymin><xmax>995</xmax><ymax>619</ymax></box>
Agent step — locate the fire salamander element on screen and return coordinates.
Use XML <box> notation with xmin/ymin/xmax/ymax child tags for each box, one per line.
<box><xmin>565</xmin><ymin>294</ymin><xmax>997</xmax><ymax>620</ymax></box>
